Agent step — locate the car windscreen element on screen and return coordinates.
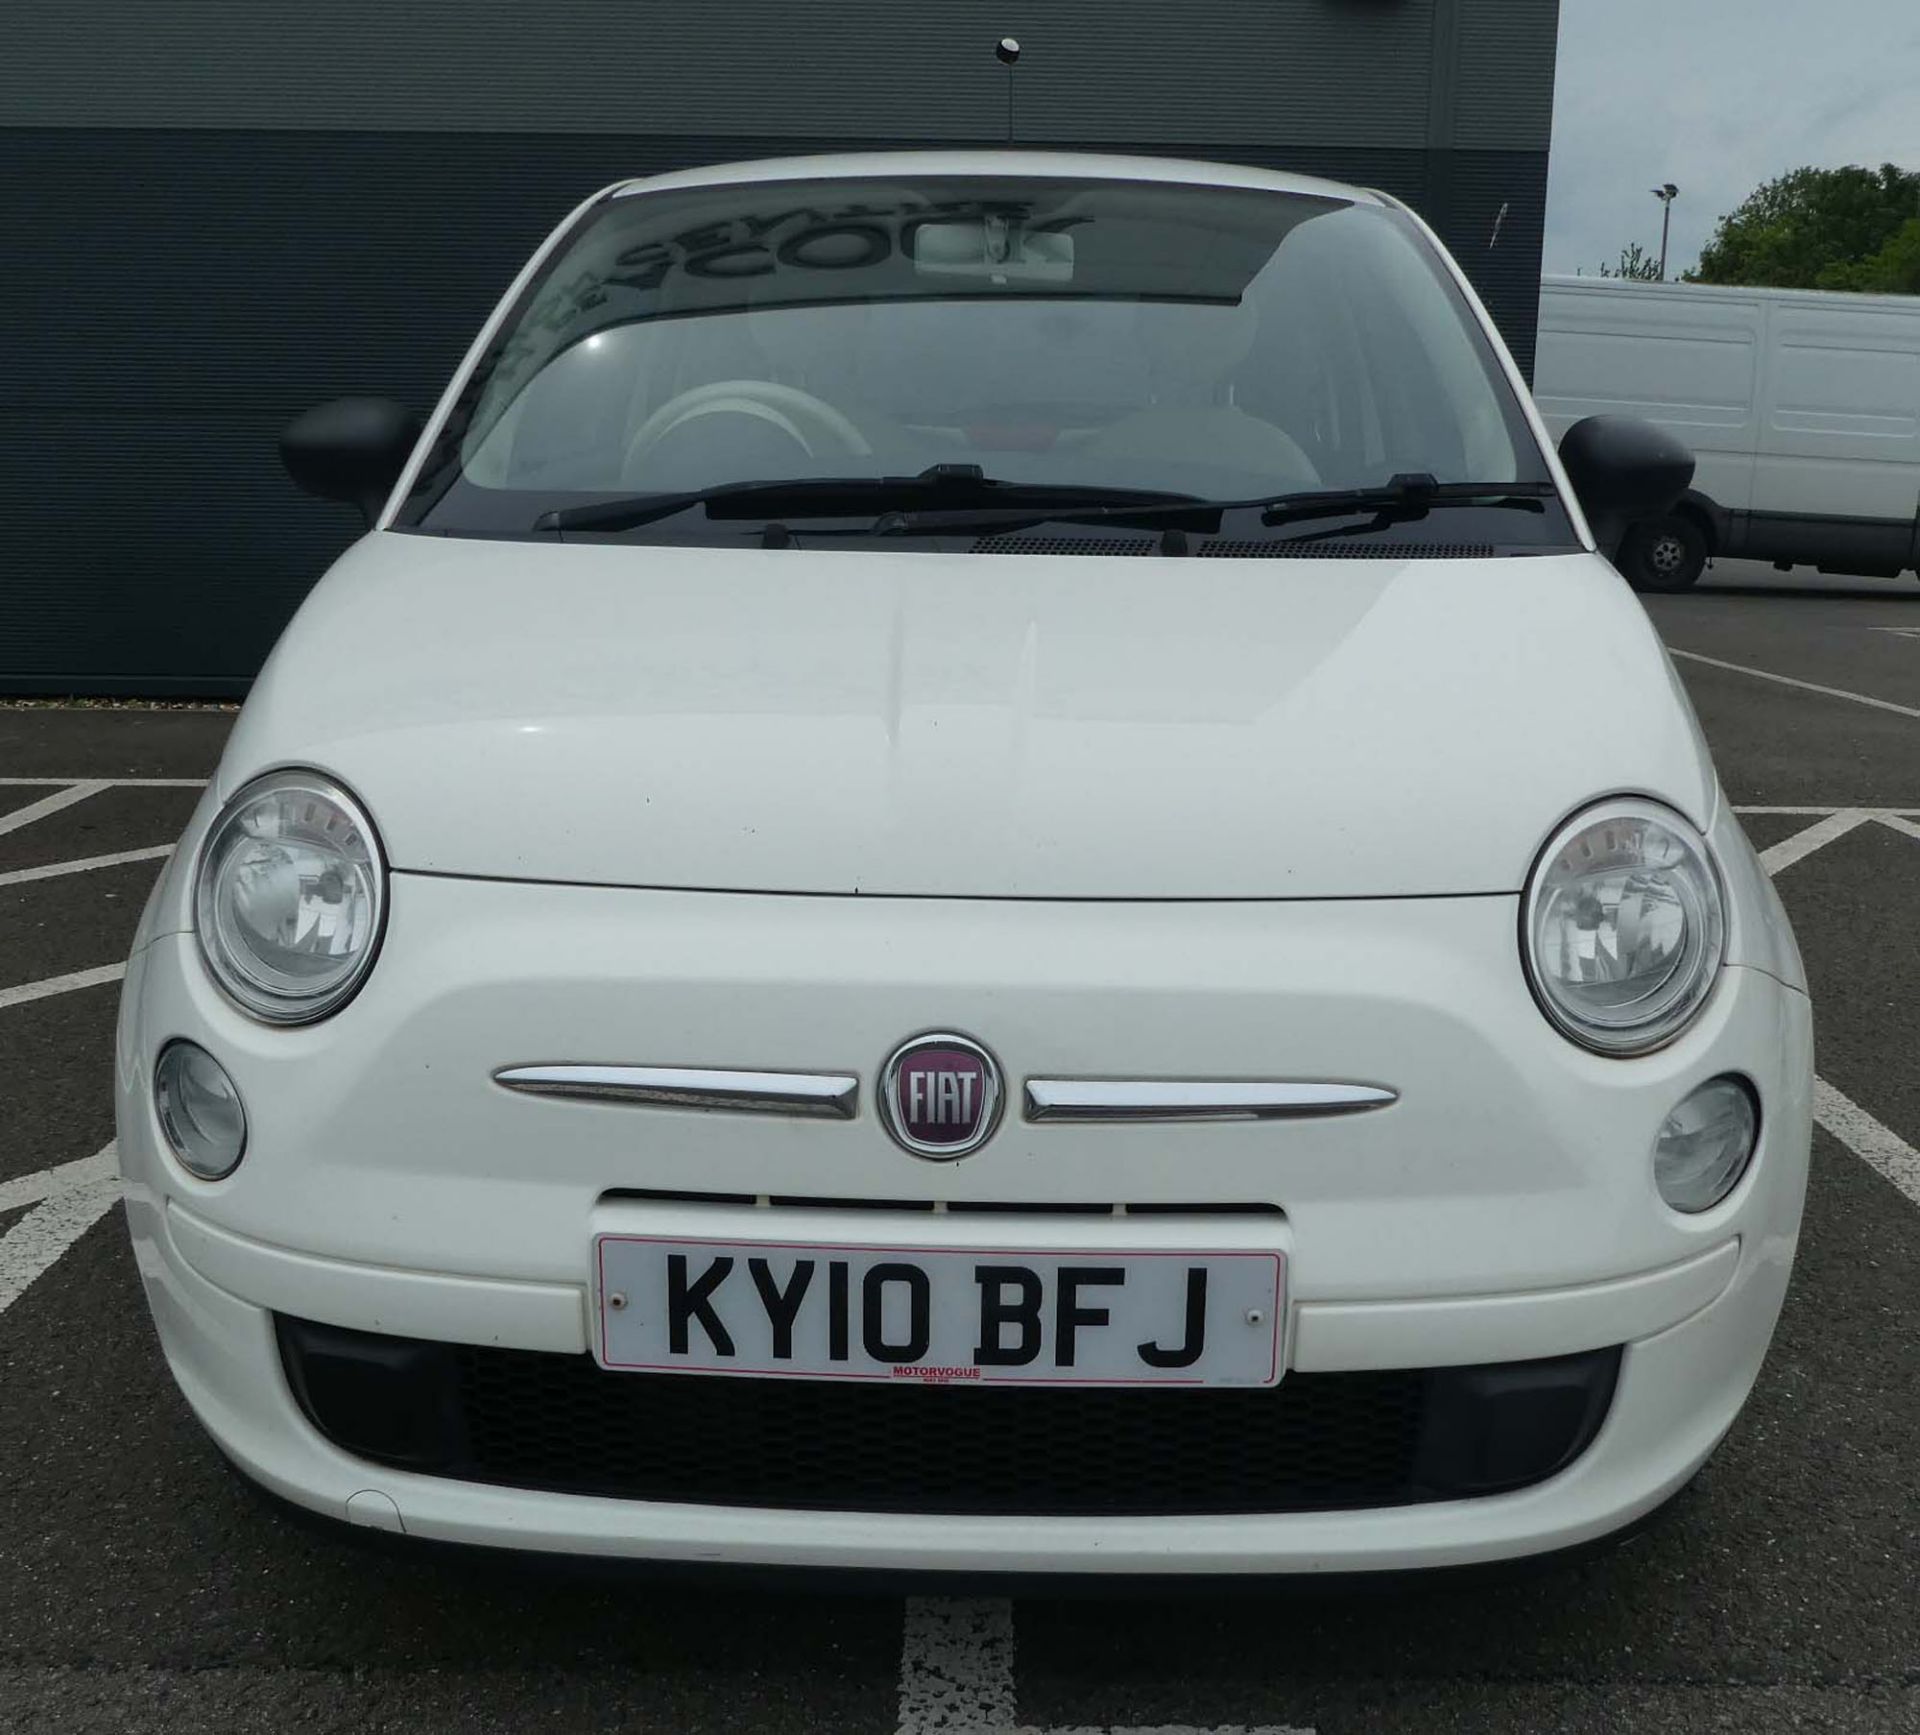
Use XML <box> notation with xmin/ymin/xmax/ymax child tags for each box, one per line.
<box><xmin>399</xmin><ymin>174</ymin><xmax>1569</xmax><ymax>549</ymax></box>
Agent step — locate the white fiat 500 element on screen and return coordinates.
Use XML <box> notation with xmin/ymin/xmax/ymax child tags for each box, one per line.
<box><xmin>117</xmin><ymin>152</ymin><xmax>1811</xmax><ymax>1577</ymax></box>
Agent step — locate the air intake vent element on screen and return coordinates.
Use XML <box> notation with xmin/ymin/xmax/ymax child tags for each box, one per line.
<box><xmin>278</xmin><ymin>1318</ymin><xmax>1623</xmax><ymax>1519</ymax></box>
<box><xmin>972</xmin><ymin>536</ymin><xmax>1158</xmax><ymax>556</ymax></box>
<box><xmin>1199</xmin><ymin>541</ymin><xmax>1497</xmax><ymax>560</ymax></box>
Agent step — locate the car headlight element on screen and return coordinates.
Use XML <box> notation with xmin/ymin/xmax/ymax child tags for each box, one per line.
<box><xmin>1522</xmin><ymin>798</ymin><xmax>1724</xmax><ymax>1055</ymax></box>
<box><xmin>193</xmin><ymin>770</ymin><xmax>386</xmax><ymax>1023</ymax></box>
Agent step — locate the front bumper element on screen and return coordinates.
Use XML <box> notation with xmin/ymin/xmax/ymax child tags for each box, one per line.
<box><xmin>116</xmin><ymin>875</ymin><xmax>1812</xmax><ymax>1573</ymax></box>
<box><xmin>126</xmin><ymin>1202</ymin><xmax>1791</xmax><ymax>1572</ymax></box>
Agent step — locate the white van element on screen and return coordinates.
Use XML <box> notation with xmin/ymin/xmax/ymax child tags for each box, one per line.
<box><xmin>1534</xmin><ymin>275</ymin><xmax>1920</xmax><ymax>589</ymax></box>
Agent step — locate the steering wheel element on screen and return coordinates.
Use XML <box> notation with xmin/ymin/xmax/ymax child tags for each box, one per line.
<box><xmin>622</xmin><ymin>380</ymin><xmax>872</xmax><ymax>486</ymax></box>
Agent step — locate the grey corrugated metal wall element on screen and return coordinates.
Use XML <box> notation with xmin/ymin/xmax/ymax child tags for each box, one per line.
<box><xmin>0</xmin><ymin>0</ymin><xmax>1558</xmax><ymax>694</ymax></box>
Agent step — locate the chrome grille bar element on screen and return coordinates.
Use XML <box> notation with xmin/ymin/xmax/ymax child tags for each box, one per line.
<box><xmin>1024</xmin><ymin>1079</ymin><xmax>1397</xmax><ymax>1123</ymax></box>
<box><xmin>493</xmin><ymin>1064</ymin><xmax>858</xmax><ymax>1119</ymax></box>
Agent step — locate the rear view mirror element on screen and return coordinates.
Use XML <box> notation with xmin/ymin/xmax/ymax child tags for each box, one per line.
<box><xmin>1556</xmin><ymin>415</ymin><xmax>1694</xmax><ymax>559</ymax></box>
<box><xmin>281</xmin><ymin>397</ymin><xmax>422</xmax><ymax>523</ymax></box>
<box><xmin>911</xmin><ymin>218</ymin><xmax>1075</xmax><ymax>283</ymax></box>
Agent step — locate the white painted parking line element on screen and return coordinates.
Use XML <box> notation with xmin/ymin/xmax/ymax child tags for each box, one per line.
<box><xmin>1669</xmin><ymin>648</ymin><xmax>1920</xmax><ymax>721</ymax></box>
<box><xmin>0</xmin><ymin>1143</ymin><xmax>120</xmax><ymax>1320</ymax></box>
<box><xmin>0</xmin><ymin>777</ymin><xmax>208</xmax><ymax>788</ymax></box>
<box><xmin>0</xmin><ymin>963</ymin><xmax>127</xmax><ymax>1012</ymax></box>
<box><xmin>1758</xmin><ymin>810</ymin><xmax>1872</xmax><ymax>874</ymax></box>
<box><xmin>1813</xmin><ymin>1080</ymin><xmax>1920</xmax><ymax>1209</ymax></box>
<box><xmin>0</xmin><ymin>1147</ymin><xmax>118</xmax><ymax>1216</ymax></box>
<box><xmin>0</xmin><ymin>845</ymin><xmax>173</xmax><ymax>888</ymax></box>
<box><xmin>1752</xmin><ymin>803</ymin><xmax>1920</xmax><ymax>1211</ymax></box>
<box><xmin>0</xmin><ymin>780</ymin><xmax>108</xmax><ymax>837</ymax></box>
<box><xmin>898</xmin><ymin>1599</ymin><xmax>1019</xmax><ymax>1735</ymax></box>
<box><xmin>1734</xmin><ymin>805</ymin><xmax>1920</xmax><ymax>816</ymax></box>
<box><xmin>895</xmin><ymin>1597</ymin><xmax>1312</xmax><ymax>1735</ymax></box>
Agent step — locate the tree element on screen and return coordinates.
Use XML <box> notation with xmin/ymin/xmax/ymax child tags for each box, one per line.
<box><xmin>1690</xmin><ymin>163</ymin><xmax>1920</xmax><ymax>290</ymax></box>
<box><xmin>1597</xmin><ymin>242</ymin><xmax>1661</xmax><ymax>281</ymax></box>
<box><xmin>1819</xmin><ymin>217</ymin><xmax>1920</xmax><ymax>293</ymax></box>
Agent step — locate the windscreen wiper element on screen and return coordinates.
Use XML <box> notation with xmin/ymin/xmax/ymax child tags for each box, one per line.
<box><xmin>532</xmin><ymin>465</ymin><xmax>1207</xmax><ymax>534</ymax></box>
<box><xmin>841</xmin><ymin>474</ymin><xmax>1562</xmax><ymax>540</ymax></box>
<box><xmin>1257</xmin><ymin>474</ymin><xmax>1558</xmax><ymax>529</ymax></box>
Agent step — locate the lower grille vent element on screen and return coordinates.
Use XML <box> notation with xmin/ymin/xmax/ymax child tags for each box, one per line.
<box><xmin>279</xmin><ymin>1318</ymin><xmax>1619</xmax><ymax>1519</ymax></box>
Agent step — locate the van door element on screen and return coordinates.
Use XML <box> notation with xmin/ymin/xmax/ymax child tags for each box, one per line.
<box><xmin>1533</xmin><ymin>280</ymin><xmax>1763</xmax><ymax>523</ymax></box>
<box><xmin>1751</xmin><ymin>296</ymin><xmax>1920</xmax><ymax>574</ymax></box>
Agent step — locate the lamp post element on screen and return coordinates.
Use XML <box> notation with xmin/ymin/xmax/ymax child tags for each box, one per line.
<box><xmin>1652</xmin><ymin>183</ymin><xmax>1679</xmax><ymax>281</ymax></box>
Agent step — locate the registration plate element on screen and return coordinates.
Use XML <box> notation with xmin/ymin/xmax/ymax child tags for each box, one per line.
<box><xmin>593</xmin><ymin>1237</ymin><xmax>1285</xmax><ymax>1387</ymax></box>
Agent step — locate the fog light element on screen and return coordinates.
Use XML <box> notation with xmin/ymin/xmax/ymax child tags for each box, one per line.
<box><xmin>154</xmin><ymin>1041</ymin><xmax>248</xmax><ymax>1180</ymax></box>
<box><xmin>1653</xmin><ymin>1076</ymin><xmax>1757</xmax><ymax>1212</ymax></box>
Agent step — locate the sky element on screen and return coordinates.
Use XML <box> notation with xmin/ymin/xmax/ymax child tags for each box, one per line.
<box><xmin>1545</xmin><ymin>0</ymin><xmax>1920</xmax><ymax>277</ymax></box>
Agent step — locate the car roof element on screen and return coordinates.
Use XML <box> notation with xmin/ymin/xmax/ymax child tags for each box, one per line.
<box><xmin>608</xmin><ymin>150</ymin><xmax>1383</xmax><ymax>206</ymax></box>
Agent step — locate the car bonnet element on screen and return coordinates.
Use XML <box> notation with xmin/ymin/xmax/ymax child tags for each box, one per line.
<box><xmin>217</xmin><ymin>532</ymin><xmax>1716</xmax><ymax>900</ymax></box>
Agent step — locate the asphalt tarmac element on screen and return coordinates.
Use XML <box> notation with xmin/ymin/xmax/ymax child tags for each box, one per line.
<box><xmin>1</xmin><ymin>561</ymin><xmax>1915</xmax><ymax>1733</ymax></box>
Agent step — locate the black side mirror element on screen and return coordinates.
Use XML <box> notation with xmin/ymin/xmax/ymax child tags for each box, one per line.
<box><xmin>280</xmin><ymin>397</ymin><xmax>423</xmax><ymax>523</ymax></box>
<box><xmin>1556</xmin><ymin>415</ymin><xmax>1695</xmax><ymax>559</ymax></box>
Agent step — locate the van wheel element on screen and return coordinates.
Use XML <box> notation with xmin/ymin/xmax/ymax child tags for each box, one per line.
<box><xmin>1621</xmin><ymin>516</ymin><xmax>1708</xmax><ymax>592</ymax></box>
